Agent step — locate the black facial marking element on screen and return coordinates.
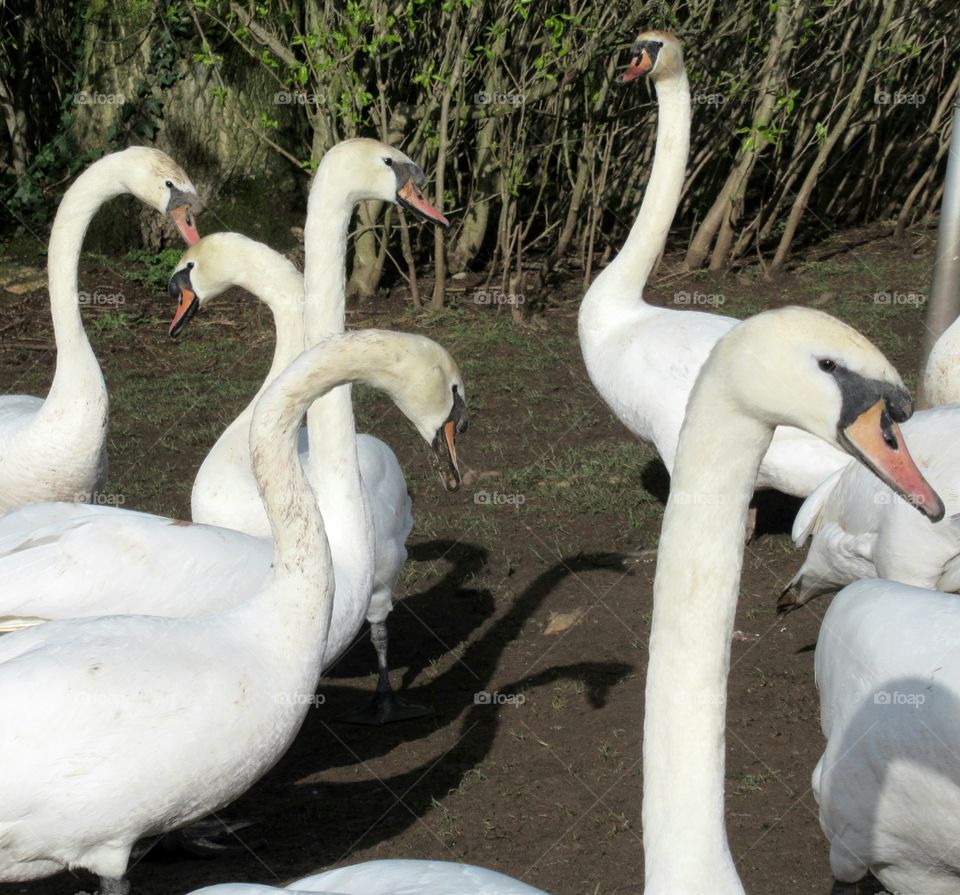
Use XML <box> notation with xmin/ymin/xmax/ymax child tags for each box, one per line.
<box><xmin>628</xmin><ymin>39</ymin><xmax>664</xmax><ymax>65</ymax></box>
<box><xmin>825</xmin><ymin>362</ymin><xmax>913</xmax><ymax>428</ymax></box>
<box><xmin>450</xmin><ymin>385</ymin><xmax>468</xmax><ymax>433</ymax></box>
<box><xmin>392</xmin><ymin>159</ymin><xmax>426</xmax><ymax>192</ymax></box>
<box><xmin>168</xmin><ymin>265</ymin><xmax>193</xmax><ymax>300</ymax></box>
<box><xmin>165</xmin><ymin>183</ymin><xmax>196</xmax><ymax>214</ymax></box>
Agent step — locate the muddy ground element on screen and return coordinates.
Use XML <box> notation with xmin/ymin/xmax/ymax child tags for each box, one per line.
<box><xmin>0</xmin><ymin>227</ymin><xmax>938</xmax><ymax>895</ymax></box>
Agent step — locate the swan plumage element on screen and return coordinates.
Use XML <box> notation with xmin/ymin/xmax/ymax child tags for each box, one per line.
<box><xmin>814</xmin><ymin>579</ymin><xmax>960</xmax><ymax>894</ymax></box>
<box><xmin>0</xmin><ymin>146</ymin><xmax>199</xmax><ymax>513</ymax></box>
<box><xmin>579</xmin><ymin>32</ymin><xmax>850</xmax><ymax>500</ymax></box>
<box><xmin>187</xmin><ymin>859</ymin><xmax>547</xmax><ymax>895</ymax></box>
<box><xmin>0</xmin><ymin>329</ymin><xmax>466</xmax><ymax>892</ymax></box>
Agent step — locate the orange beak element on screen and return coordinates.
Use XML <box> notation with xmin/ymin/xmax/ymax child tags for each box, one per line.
<box><xmin>397</xmin><ymin>179</ymin><xmax>450</xmax><ymax>228</ymax></box>
<box><xmin>840</xmin><ymin>399</ymin><xmax>944</xmax><ymax>521</ymax></box>
<box><xmin>616</xmin><ymin>48</ymin><xmax>654</xmax><ymax>84</ymax></box>
<box><xmin>168</xmin><ymin>286</ymin><xmax>198</xmax><ymax>337</ymax></box>
<box><xmin>169</xmin><ymin>204</ymin><xmax>200</xmax><ymax>245</ymax></box>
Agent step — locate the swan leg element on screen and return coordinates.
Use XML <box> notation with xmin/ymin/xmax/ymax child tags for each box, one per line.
<box><xmin>98</xmin><ymin>877</ymin><xmax>130</xmax><ymax>895</ymax></box>
<box><xmin>153</xmin><ymin>817</ymin><xmax>261</xmax><ymax>858</ymax></box>
<box><xmin>337</xmin><ymin>620</ymin><xmax>433</xmax><ymax>725</ymax></box>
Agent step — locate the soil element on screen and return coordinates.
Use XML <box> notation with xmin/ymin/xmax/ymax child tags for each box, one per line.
<box><xmin>0</xmin><ymin>228</ymin><xmax>938</xmax><ymax>895</ymax></box>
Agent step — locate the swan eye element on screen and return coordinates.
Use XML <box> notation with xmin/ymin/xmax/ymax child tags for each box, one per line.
<box><xmin>383</xmin><ymin>157</ymin><xmax>394</xmax><ymax>167</ymax></box>
<box><xmin>165</xmin><ymin>180</ymin><xmax>174</xmax><ymax>188</ymax></box>
<box><xmin>818</xmin><ymin>359</ymin><xmax>837</xmax><ymax>373</ymax></box>
<box><xmin>186</xmin><ymin>262</ymin><xmax>195</xmax><ymax>271</ymax></box>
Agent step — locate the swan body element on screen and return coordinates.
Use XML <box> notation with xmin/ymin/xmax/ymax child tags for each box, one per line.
<box><xmin>578</xmin><ymin>32</ymin><xmax>850</xmax><ymax>500</ymax></box>
<box><xmin>922</xmin><ymin>313</ymin><xmax>960</xmax><ymax>407</ymax></box>
<box><xmin>639</xmin><ymin>302</ymin><xmax>942</xmax><ymax>894</ymax></box>
<box><xmin>0</xmin><ymin>329</ymin><xmax>467</xmax><ymax>891</ymax></box>
<box><xmin>188</xmin><ymin>859</ymin><xmax>547</xmax><ymax>895</ymax></box>
<box><xmin>782</xmin><ymin>404</ymin><xmax>960</xmax><ymax>609</ymax></box>
<box><xmin>814</xmin><ymin>580</ymin><xmax>960</xmax><ymax>894</ymax></box>
<box><xmin>0</xmin><ymin>147</ymin><xmax>199</xmax><ymax>513</ymax></box>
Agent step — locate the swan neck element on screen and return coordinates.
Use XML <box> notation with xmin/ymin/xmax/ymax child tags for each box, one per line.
<box><xmin>45</xmin><ymin>161</ymin><xmax>125</xmax><ymax>402</ymax></box>
<box><xmin>642</xmin><ymin>373</ymin><xmax>766</xmax><ymax>895</ymax></box>
<box><xmin>581</xmin><ymin>71</ymin><xmax>690</xmax><ymax>325</ymax></box>
<box><xmin>302</xmin><ymin>166</ymin><xmax>363</xmax><ymax>509</ymax></box>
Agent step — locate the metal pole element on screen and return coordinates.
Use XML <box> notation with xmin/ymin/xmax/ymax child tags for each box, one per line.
<box><xmin>920</xmin><ymin>95</ymin><xmax>960</xmax><ymax>397</ymax></box>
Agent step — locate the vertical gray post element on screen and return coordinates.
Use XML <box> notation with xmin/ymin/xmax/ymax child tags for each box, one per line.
<box><xmin>920</xmin><ymin>96</ymin><xmax>960</xmax><ymax>398</ymax></box>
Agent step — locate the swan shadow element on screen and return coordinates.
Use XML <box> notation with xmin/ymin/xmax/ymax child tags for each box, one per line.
<box><xmin>128</xmin><ymin>550</ymin><xmax>636</xmax><ymax>892</ymax></box>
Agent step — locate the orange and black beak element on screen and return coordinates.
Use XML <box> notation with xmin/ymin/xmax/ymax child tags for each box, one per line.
<box><xmin>397</xmin><ymin>178</ymin><xmax>449</xmax><ymax>228</ymax></box>
<box><xmin>167</xmin><ymin>266</ymin><xmax>199</xmax><ymax>338</ymax></box>
<box><xmin>391</xmin><ymin>158</ymin><xmax>449</xmax><ymax>227</ymax></box>
<box><xmin>166</xmin><ymin>184</ymin><xmax>201</xmax><ymax>245</ymax></box>
<box><xmin>431</xmin><ymin>388</ymin><xmax>467</xmax><ymax>492</ymax></box>
<box><xmin>616</xmin><ymin>40</ymin><xmax>661</xmax><ymax>85</ymax></box>
<box><xmin>839</xmin><ymin>397</ymin><xmax>943</xmax><ymax>522</ymax></box>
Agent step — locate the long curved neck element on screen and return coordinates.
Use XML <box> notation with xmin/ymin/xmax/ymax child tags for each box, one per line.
<box><xmin>580</xmin><ymin>69</ymin><xmax>690</xmax><ymax>331</ymax></box>
<box><xmin>642</xmin><ymin>371</ymin><xmax>768</xmax><ymax>895</ymax></box>
<box><xmin>302</xmin><ymin>166</ymin><xmax>364</xmax><ymax>516</ymax></box>
<box><xmin>241</xmin><ymin>336</ymin><xmax>397</xmax><ymax>660</ymax></box>
<box><xmin>43</xmin><ymin>157</ymin><xmax>128</xmax><ymax>408</ymax></box>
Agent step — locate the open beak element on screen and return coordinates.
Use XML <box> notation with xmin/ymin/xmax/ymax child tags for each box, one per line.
<box><xmin>616</xmin><ymin>47</ymin><xmax>654</xmax><ymax>84</ymax></box>
<box><xmin>839</xmin><ymin>399</ymin><xmax>944</xmax><ymax>521</ymax></box>
<box><xmin>432</xmin><ymin>419</ymin><xmax>462</xmax><ymax>492</ymax></box>
<box><xmin>167</xmin><ymin>266</ymin><xmax>199</xmax><ymax>338</ymax></box>
<box><xmin>169</xmin><ymin>204</ymin><xmax>200</xmax><ymax>246</ymax></box>
<box><xmin>397</xmin><ymin>179</ymin><xmax>450</xmax><ymax>228</ymax></box>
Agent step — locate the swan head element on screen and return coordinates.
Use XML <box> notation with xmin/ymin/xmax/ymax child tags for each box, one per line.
<box><xmin>713</xmin><ymin>307</ymin><xmax>944</xmax><ymax>521</ymax></box>
<box><xmin>116</xmin><ymin>146</ymin><xmax>201</xmax><ymax>245</ymax></box>
<box><xmin>617</xmin><ymin>30</ymin><xmax>684</xmax><ymax>84</ymax></box>
<box><xmin>166</xmin><ymin>232</ymin><xmax>297</xmax><ymax>337</ymax></box>
<box><xmin>313</xmin><ymin>138</ymin><xmax>449</xmax><ymax>227</ymax></box>
<box><xmin>388</xmin><ymin>333</ymin><xmax>469</xmax><ymax>491</ymax></box>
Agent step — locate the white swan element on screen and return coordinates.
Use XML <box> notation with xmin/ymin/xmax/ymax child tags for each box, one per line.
<box><xmin>578</xmin><ymin>32</ymin><xmax>851</xmax><ymax>500</ymax></box>
<box><xmin>187</xmin><ymin>859</ymin><xmax>547</xmax><ymax>895</ymax></box>
<box><xmin>922</xmin><ymin>312</ymin><xmax>960</xmax><ymax>406</ymax></box>
<box><xmin>0</xmin><ymin>146</ymin><xmax>199</xmax><ymax>513</ymax></box>
<box><xmin>640</xmin><ymin>306</ymin><xmax>942</xmax><ymax>894</ymax></box>
<box><xmin>781</xmin><ymin>404</ymin><xmax>960</xmax><ymax>610</ymax></box>
<box><xmin>177</xmin><ymin>139</ymin><xmax>450</xmax><ymax>723</ymax></box>
<box><xmin>0</xmin><ymin>328</ymin><xmax>466</xmax><ymax>894</ymax></box>
<box><xmin>813</xmin><ymin>579</ymin><xmax>960</xmax><ymax>895</ymax></box>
